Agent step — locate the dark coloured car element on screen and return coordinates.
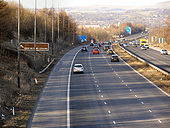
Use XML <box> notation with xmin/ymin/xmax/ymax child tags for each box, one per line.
<box><xmin>93</xmin><ymin>44</ymin><xmax>99</xmax><ymax>49</ymax></box>
<box><xmin>103</xmin><ymin>45</ymin><xmax>110</xmax><ymax>51</ymax></box>
<box><xmin>90</xmin><ymin>43</ymin><xmax>94</xmax><ymax>46</ymax></box>
<box><xmin>81</xmin><ymin>46</ymin><xmax>88</xmax><ymax>52</ymax></box>
<box><xmin>111</xmin><ymin>55</ymin><xmax>119</xmax><ymax>62</ymax></box>
<box><xmin>97</xmin><ymin>43</ymin><xmax>101</xmax><ymax>47</ymax></box>
<box><xmin>107</xmin><ymin>49</ymin><xmax>114</xmax><ymax>55</ymax></box>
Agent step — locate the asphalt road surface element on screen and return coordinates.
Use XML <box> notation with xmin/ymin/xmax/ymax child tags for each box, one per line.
<box><xmin>123</xmin><ymin>45</ymin><xmax>170</xmax><ymax>73</ymax></box>
<box><xmin>27</xmin><ymin>45</ymin><xmax>170</xmax><ymax>128</ymax></box>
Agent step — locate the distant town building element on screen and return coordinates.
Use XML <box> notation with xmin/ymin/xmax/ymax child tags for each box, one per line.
<box><xmin>81</xmin><ymin>25</ymin><xmax>100</xmax><ymax>28</ymax></box>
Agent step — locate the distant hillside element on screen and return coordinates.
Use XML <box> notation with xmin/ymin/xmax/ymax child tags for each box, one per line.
<box><xmin>156</xmin><ymin>1</ymin><xmax>170</xmax><ymax>8</ymax></box>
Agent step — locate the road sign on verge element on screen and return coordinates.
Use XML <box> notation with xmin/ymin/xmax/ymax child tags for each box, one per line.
<box><xmin>126</xmin><ymin>27</ymin><xmax>131</xmax><ymax>35</ymax></box>
<box><xmin>20</xmin><ymin>42</ymin><xmax>49</xmax><ymax>51</ymax></box>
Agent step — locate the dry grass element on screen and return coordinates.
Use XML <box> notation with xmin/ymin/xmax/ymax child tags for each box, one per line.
<box><xmin>151</xmin><ymin>43</ymin><xmax>170</xmax><ymax>51</ymax></box>
<box><xmin>113</xmin><ymin>44</ymin><xmax>170</xmax><ymax>95</ymax></box>
<box><xmin>0</xmin><ymin>44</ymin><xmax>76</xmax><ymax>127</ymax></box>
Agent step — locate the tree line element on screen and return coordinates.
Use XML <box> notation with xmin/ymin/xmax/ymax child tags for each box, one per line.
<box><xmin>149</xmin><ymin>16</ymin><xmax>170</xmax><ymax>46</ymax></box>
<box><xmin>0</xmin><ymin>1</ymin><xmax>78</xmax><ymax>47</ymax></box>
<box><xmin>80</xmin><ymin>22</ymin><xmax>146</xmax><ymax>42</ymax></box>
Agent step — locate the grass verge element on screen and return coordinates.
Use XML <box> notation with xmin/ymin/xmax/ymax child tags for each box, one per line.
<box><xmin>1</xmin><ymin>46</ymin><xmax>76</xmax><ymax>127</ymax></box>
<box><xmin>113</xmin><ymin>44</ymin><xmax>170</xmax><ymax>95</ymax></box>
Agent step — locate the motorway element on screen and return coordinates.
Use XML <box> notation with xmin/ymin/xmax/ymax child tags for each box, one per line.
<box><xmin>27</xmin><ymin>45</ymin><xmax>170</xmax><ymax>128</ymax></box>
<box><xmin>122</xmin><ymin>45</ymin><xmax>170</xmax><ymax>73</ymax></box>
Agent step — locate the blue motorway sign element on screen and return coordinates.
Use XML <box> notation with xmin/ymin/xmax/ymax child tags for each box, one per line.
<box><xmin>126</xmin><ymin>27</ymin><xmax>131</xmax><ymax>34</ymax></box>
<box><xmin>78</xmin><ymin>35</ymin><xmax>87</xmax><ymax>42</ymax></box>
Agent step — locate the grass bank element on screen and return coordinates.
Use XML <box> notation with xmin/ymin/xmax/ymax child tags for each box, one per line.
<box><xmin>0</xmin><ymin>42</ymin><xmax>78</xmax><ymax>127</ymax></box>
<box><xmin>113</xmin><ymin>44</ymin><xmax>170</xmax><ymax>95</ymax></box>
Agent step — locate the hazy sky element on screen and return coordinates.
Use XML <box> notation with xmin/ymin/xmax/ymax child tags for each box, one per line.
<box><xmin>7</xmin><ymin>0</ymin><xmax>168</xmax><ymax>8</ymax></box>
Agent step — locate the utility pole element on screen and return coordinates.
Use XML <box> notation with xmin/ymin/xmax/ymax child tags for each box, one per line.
<box><xmin>44</xmin><ymin>0</ymin><xmax>47</xmax><ymax>62</ymax></box>
<box><xmin>162</xmin><ymin>24</ymin><xmax>167</xmax><ymax>48</ymax></box>
<box><xmin>58</xmin><ymin>6</ymin><xmax>60</xmax><ymax>44</ymax></box>
<box><xmin>45</xmin><ymin>0</ymin><xmax>47</xmax><ymax>43</ymax></box>
<box><xmin>73</xmin><ymin>22</ymin><xmax>75</xmax><ymax>44</ymax></box>
<box><xmin>63</xmin><ymin>11</ymin><xmax>65</xmax><ymax>41</ymax></box>
<box><xmin>17</xmin><ymin>0</ymin><xmax>21</xmax><ymax>88</ymax></box>
<box><xmin>68</xmin><ymin>16</ymin><xmax>70</xmax><ymax>42</ymax></box>
<box><xmin>52</xmin><ymin>0</ymin><xmax>54</xmax><ymax>56</ymax></box>
<box><xmin>34</xmin><ymin>0</ymin><xmax>37</xmax><ymax>71</ymax></box>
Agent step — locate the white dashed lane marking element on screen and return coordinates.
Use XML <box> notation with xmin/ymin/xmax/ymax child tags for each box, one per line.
<box><xmin>108</xmin><ymin>110</ymin><xmax>111</xmax><ymax>114</ymax></box>
<box><xmin>113</xmin><ymin>121</ymin><xmax>116</xmax><ymax>124</ymax></box>
<box><xmin>149</xmin><ymin>110</ymin><xmax>152</xmax><ymax>113</ymax></box>
<box><xmin>100</xmin><ymin>51</ymin><xmax>167</xmax><ymax>127</ymax></box>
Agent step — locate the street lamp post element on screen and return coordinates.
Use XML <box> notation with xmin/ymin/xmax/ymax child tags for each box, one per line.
<box><xmin>44</xmin><ymin>0</ymin><xmax>47</xmax><ymax>62</ymax></box>
<box><xmin>17</xmin><ymin>0</ymin><xmax>21</xmax><ymax>88</ymax></box>
<box><xmin>57</xmin><ymin>2</ymin><xmax>60</xmax><ymax>43</ymax></box>
<box><xmin>63</xmin><ymin>11</ymin><xmax>65</xmax><ymax>41</ymax></box>
<box><xmin>34</xmin><ymin>0</ymin><xmax>37</xmax><ymax>71</ymax></box>
<box><xmin>162</xmin><ymin>24</ymin><xmax>167</xmax><ymax>48</ymax></box>
<box><xmin>52</xmin><ymin>0</ymin><xmax>54</xmax><ymax>56</ymax></box>
<box><xmin>58</xmin><ymin>7</ymin><xmax>60</xmax><ymax>44</ymax></box>
<box><xmin>45</xmin><ymin>0</ymin><xmax>47</xmax><ymax>43</ymax></box>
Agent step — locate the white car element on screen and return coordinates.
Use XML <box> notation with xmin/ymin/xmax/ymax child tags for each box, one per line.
<box><xmin>144</xmin><ymin>44</ymin><xmax>149</xmax><ymax>49</ymax></box>
<box><xmin>123</xmin><ymin>43</ymin><xmax>129</xmax><ymax>47</ymax></box>
<box><xmin>161</xmin><ymin>49</ymin><xmax>168</xmax><ymax>55</ymax></box>
<box><xmin>73</xmin><ymin>64</ymin><xmax>84</xmax><ymax>73</ymax></box>
<box><xmin>141</xmin><ymin>46</ymin><xmax>147</xmax><ymax>50</ymax></box>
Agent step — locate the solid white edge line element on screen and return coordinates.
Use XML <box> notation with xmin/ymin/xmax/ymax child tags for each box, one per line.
<box><xmin>118</xmin><ymin>55</ymin><xmax>170</xmax><ymax>97</ymax></box>
<box><xmin>67</xmin><ymin>49</ymin><xmax>81</xmax><ymax>128</ymax></box>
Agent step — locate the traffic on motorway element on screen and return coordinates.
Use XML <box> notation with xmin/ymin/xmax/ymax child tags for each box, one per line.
<box><xmin>1</xmin><ymin>1</ymin><xmax>170</xmax><ymax>127</ymax></box>
<box><xmin>121</xmin><ymin>37</ymin><xmax>170</xmax><ymax>74</ymax></box>
<box><xmin>68</xmin><ymin>40</ymin><xmax>170</xmax><ymax>128</ymax></box>
<box><xmin>27</xmin><ymin>39</ymin><xmax>170</xmax><ymax>128</ymax></box>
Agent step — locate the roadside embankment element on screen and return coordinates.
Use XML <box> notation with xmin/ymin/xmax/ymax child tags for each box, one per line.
<box><xmin>113</xmin><ymin>44</ymin><xmax>170</xmax><ymax>95</ymax></box>
<box><xmin>0</xmin><ymin>42</ymin><xmax>79</xmax><ymax>127</ymax></box>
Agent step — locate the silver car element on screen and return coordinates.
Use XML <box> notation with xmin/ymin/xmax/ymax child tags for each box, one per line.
<box><xmin>161</xmin><ymin>49</ymin><xmax>168</xmax><ymax>55</ymax></box>
<box><xmin>141</xmin><ymin>46</ymin><xmax>147</xmax><ymax>50</ymax></box>
<box><xmin>73</xmin><ymin>64</ymin><xmax>84</xmax><ymax>73</ymax></box>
